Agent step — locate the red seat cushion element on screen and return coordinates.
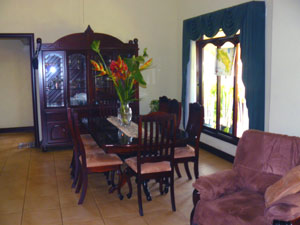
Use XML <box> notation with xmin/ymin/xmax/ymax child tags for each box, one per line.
<box><xmin>80</xmin><ymin>153</ymin><xmax>122</xmax><ymax>167</ymax></box>
<box><xmin>85</xmin><ymin>145</ymin><xmax>106</xmax><ymax>155</ymax></box>
<box><xmin>125</xmin><ymin>157</ymin><xmax>171</xmax><ymax>174</ymax></box>
<box><xmin>174</xmin><ymin>145</ymin><xmax>195</xmax><ymax>159</ymax></box>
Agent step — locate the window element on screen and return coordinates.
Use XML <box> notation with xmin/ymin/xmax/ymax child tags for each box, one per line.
<box><xmin>196</xmin><ymin>30</ymin><xmax>249</xmax><ymax>140</ymax></box>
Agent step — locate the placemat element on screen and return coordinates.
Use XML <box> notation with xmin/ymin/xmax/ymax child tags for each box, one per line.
<box><xmin>107</xmin><ymin>116</ymin><xmax>139</xmax><ymax>138</ymax></box>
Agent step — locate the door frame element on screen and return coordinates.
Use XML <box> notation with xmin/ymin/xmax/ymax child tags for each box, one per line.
<box><xmin>0</xmin><ymin>33</ymin><xmax>40</xmax><ymax>147</ymax></box>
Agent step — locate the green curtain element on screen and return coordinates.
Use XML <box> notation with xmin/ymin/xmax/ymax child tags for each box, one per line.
<box><xmin>182</xmin><ymin>1</ymin><xmax>265</xmax><ymax>130</ymax></box>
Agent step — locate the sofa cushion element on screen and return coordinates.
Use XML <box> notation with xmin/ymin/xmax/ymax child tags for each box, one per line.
<box><xmin>265</xmin><ymin>165</ymin><xmax>300</xmax><ymax>207</ymax></box>
<box><xmin>192</xmin><ymin>190</ymin><xmax>268</xmax><ymax>225</ymax></box>
<box><xmin>265</xmin><ymin>192</ymin><xmax>300</xmax><ymax>223</ymax></box>
<box><xmin>234</xmin><ymin>130</ymin><xmax>300</xmax><ymax>177</ymax></box>
<box><xmin>236</xmin><ymin>168</ymin><xmax>281</xmax><ymax>194</ymax></box>
<box><xmin>193</xmin><ymin>170</ymin><xmax>238</xmax><ymax>201</ymax></box>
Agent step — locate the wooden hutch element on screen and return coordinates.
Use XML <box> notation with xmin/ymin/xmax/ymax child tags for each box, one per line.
<box><xmin>38</xmin><ymin>26</ymin><xmax>139</xmax><ymax>151</ymax></box>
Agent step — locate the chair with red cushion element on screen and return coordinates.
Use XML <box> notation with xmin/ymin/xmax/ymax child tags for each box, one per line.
<box><xmin>67</xmin><ymin>107</ymin><xmax>105</xmax><ymax>188</ymax></box>
<box><xmin>125</xmin><ymin>111</ymin><xmax>177</xmax><ymax>216</ymax></box>
<box><xmin>73</xmin><ymin>111</ymin><xmax>124</xmax><ymax>204</ymax></box>
<box><xmin>174</xmin><ymin>103</ymin><xmax>204</xmax><ymax>179</ymax></box>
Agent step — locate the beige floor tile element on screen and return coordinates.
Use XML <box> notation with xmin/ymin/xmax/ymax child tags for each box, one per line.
<box><xmin>24</xmin><ymin>194</ymin><xmax>60</xmax><ymax>211</ymax></box>
<box><xmin>98</xmin><ymin>199</ymin><xmax>139</xmax><ymax>218</ymax></box>
<box><xmin>0</xmin><ymin>197</ymin><xmax>24</xmax><ymax>214</ymax></box>
<box><xmin>103</xmin><ymin>214</ymin><xmax>148</xmax><ymax>225</ymax></box>
<box><xmin>61</xmin><ymin>203</ymin><xmax>101</xmax><ymax>224</ymax></box>
<box><xmin>0</xmin><ymin>212</ymin><xmax>22</xmax><ymax>225</ymax></box>
<box><xmin>64</xmin><ymin>219</ymin><xmax>105</xmax><ymax>225</ymax></box>
<box><xmin>22</xmin><ymin>208</ymin><xmax>62</xmax><ymax>225</ymax></box>
<box><xmin>144</xmin><ymin>209</ymin><xmax>189</xmax><ymax>225</ymax></box>
<box><xmin>0</xmin><ymin>185</ymin><xmax>26</xmax><ymax>200</ymax></box>
<box><xmin>59</xmin><ymin>191</ymin><xmax>95</xmax><ymax>208</ymax></box>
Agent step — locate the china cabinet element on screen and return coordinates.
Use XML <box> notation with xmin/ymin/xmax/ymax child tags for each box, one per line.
<box><xmin>38</xmin><ymin>26</ymin><xmax>139</xmax><ymax>150</ymax></box>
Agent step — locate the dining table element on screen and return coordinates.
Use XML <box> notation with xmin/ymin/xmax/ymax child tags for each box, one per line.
<box><xmin>81</xmin><ymin>115</ymin><xmax>189</xmax><ymax>200</ymax></box>
<box><xmin>81</xmin><ymin>115</ymin><xmax>189</xmax><ymax>155</ymax></box>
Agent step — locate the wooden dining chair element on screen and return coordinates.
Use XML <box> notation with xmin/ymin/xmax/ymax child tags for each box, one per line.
<box><xmin>174</xmin><ymin>103</ymin><xmax>204</xmax><ymax>179</ymax></box>
<box><xmin>158</xmin><ymin>96</ymin><xmax>182</xmax><ymax>130</ymax></box>
<box><xmin>73</xmin><ymin>111</ymin><xmax>124</xmax><ymax>204</ymax></box>
<box><xmin>125</xmin><ymin>111</ymin><xmax>177</xmax><ymax>216</ymax></box>
<box><xmin>67</xmin><ymin>107</ymin><xmax>106</xmax><ymax>188</ymax></box>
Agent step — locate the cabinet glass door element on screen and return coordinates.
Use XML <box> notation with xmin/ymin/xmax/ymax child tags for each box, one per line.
<box><xmin>68</xmin><ymin>53</ymin><xmax>87</xmax><ymax>106</ymax></box>
<box><xmin>92</xmin><ymin>53</ymin><xmax>116</xmax><ymax>104</ymax></box>
<box><xmin>43</xmin><ymin>51</ymin><xmax>65</xmax><ymax>108</ymax></box>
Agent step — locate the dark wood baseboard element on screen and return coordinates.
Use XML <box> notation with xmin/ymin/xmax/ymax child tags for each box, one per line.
<box><xmin>199</xmin><ymin>142</ymin><xmax>235</xmax><ymax>163</ymax></box>
<box><xmin>0</xmin><ymin>126</ymin><xmax>34</xmax><ymax>133</ymax></box>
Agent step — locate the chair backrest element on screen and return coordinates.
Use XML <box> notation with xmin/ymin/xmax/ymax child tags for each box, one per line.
<box><xmin>137</xmin><ymin>111</ymin><xmax>177</xmax><ymax>174</ymax></box>
<box><xmin>158</xmin><ymin>96</ymin><xmax>170</xmax><ymax>113</ymax></box>
<box><xmin>67</xmin><ymin>107</ymin><xmax>76</xmax><ymax>142</ymax></box>
<box><xmin>185</xmin><ymin>103</ymin><xmax>204</xmax><ymax>147</ymax></box>
<box><xmin>73</xmin><ymin>111</ymin><xmax>88</xmax><ymax>169</ymax></box>
<box><xmin>158</xmin><ymin>96</ymin><xmax>181</xmax><ymax>130</ymax></box>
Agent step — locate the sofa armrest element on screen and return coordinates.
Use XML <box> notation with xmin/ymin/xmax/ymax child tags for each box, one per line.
<box><xmin>192</xmin><ymin>169</ymin><xmax>238</xmax><ymax>201</ymax></box>
<box><xmin>266</xmin><ymin>193</ymin><xmax>300</xmax><ymax>224</ymax></box>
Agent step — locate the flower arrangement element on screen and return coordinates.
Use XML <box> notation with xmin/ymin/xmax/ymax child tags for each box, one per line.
<box><xmin>90</xmin><ymin>40</ymin><xmax>152</xmax><ymax>125</ymax></box>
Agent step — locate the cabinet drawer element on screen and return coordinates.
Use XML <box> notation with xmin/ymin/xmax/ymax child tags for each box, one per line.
<box><xmin>47</xmin><ymin>121</ymin><xmax>71</xmax><ymax>144</ymax></box>
<box><xmin>46</xmin><ymin>111</ymin><xmax>67</xmax><ymax>122</ymax></box>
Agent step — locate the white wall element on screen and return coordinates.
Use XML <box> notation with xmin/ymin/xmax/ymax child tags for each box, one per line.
<box><xmin>267</xmin><ymin>0</ymin><xmax>300</xmax><ymax>136</ymax></box>
<box><xmin>0</xmin><ymin>0</ymin><xmax>180</xmax><ymax>115</ymax></box>
<box><xmin>0</xmin><ymin>39</ymin><xmax>33</xmax><ymax>128</ymax></box>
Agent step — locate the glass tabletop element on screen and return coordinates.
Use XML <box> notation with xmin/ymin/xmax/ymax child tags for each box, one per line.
<box><xmin>81</xmin><ymin>117</ymin><xmax>189</xmax><ymax>154</ymax></box>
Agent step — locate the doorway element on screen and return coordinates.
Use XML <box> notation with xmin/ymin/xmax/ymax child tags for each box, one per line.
<box><xmin>0</xmin><ymin>34</ymin><xmax>39</xmax><ymax>147</ymax></box>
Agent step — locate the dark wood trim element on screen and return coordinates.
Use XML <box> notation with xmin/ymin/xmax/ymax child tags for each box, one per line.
<box><xmin>0</xmin><ymin>33</ymin><xmax>40</xmax><ymax>147</ymax></box>
<box><xmin>232</xmin><ymin>43</ymin><xmax>239</xmax><ymax>137</ymax></box>
<box><xmin>200</xmin><ymin>141</ymin><xmax>235</xmax><ymax>163</ymax></box>
<box><xmin>197</xmin><ymin>33</ymin><xmax>241</xmax><ymax>139</ymax></box>
<box><xmin>203</xmin><ymin>126</ymin><xmax>239</xmax><ymax>145</ymax></box>
<box><xmin>0</xmin><ymin>126</ymin><xmax>34</xmax><ymax>133</ymax></box>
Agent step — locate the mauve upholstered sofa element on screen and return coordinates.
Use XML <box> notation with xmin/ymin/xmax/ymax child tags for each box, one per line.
<box><xmin>191</xmin><ymin>130</ymin><xmax>300</xmax><ymax>225</ymax></box>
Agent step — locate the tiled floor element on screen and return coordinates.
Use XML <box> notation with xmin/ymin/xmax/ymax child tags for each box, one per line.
<box><xmin>0</xmin><ymin>132</ymin><xmax>232</xmax><ymax>225</ymax></box>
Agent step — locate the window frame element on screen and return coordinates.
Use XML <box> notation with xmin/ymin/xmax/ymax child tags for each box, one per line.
<box><xmin>196</xmin><ymin>34</ymin><xmax>240</xmax><ymax>145</ymax></box>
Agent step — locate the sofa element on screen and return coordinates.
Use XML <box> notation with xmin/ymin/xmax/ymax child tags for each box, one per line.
<box><xmin>191</xmin><ymin>130</ymin><xmax>300</xmax><ymax>225</ymax></box>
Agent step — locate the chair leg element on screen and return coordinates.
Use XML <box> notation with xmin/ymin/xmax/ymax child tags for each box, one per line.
<box><xmin>194</xmin><ymin>160</ymin><xmax>199</xmax><ymax>179</ymax></box>
<box><xmin>111</xmin><ymin>171</ymin><xmax>116</xmax><ymax>188</ymax></box>
<box><xmin>72</xmin><ymin>159</ymin><xmax>80</xmax><ymax>188</ymax></box>
<box><xmin>164</xmin><ymin>177</ymin><xmax>169</xmax><ymax>194</ymax></box>
<box><xmin>137</xmin><ymin>179</ymin><xmax>143</xmax><ymax>216</ymax></box>
<box><xmin>174</xmin><ymin>163</ymin><xmax>182</xmax><ymax>178</ymax></box>
<box><xmin>184</xmin><ymin>162</ymin><xmax>192</xmax><ymax>180</ymax></box>
<box><xmin>78</xmin><ymin>171</ymin><xmax>88</xmax><ymax>204</ymax></box>
<box><xmin>116</xmin><ymin>169</ymin><xmax>123</xmax><ymax>200</ymax></box>
<box><xmin>70</xmin><ymin>153</ymin><xmax>75</xmax><ymax>177</ymax></box>
<box><xmin>159</xmin><ymin>178</ymin><xmax>164</xmax><ymax>195</ymax></box>
<box><xmin>170</xmin><ymin>175</ymin><xmax>176</xmax><ymax>211</ymax></box>
<box><xmin>126</xmin><ymin>168</ymin><xmax>133</xmax><ymax>199</ymax></box>
<box><xmin>142</xmin><ymin>181</ymin><xmax>152</xmax><ymax>201</ymax></box>
<box><xmin>104</xmin><ymin>172</ymin><xmax>111</xmax><ymax>185</ymax></box>
<box><xmin>75</xmin><ymin>169</ymin><xmax>83</xmax><ymax>193</ymax></box>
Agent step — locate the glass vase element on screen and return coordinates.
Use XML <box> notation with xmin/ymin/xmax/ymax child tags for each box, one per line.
<box><xmin>118</xmin><ymin>103</ymin><xmax>132</xmax><ymax>126</ymax></box>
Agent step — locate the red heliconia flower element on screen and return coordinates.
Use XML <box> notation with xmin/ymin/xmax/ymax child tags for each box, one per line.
<box><xmin>110</xmin><ymin>56</ymin><xmax>128</xmax><ymax>80</ymax></box>
<box><xmin>90</xmin><ymin>60</ymin><xmax>106</xmax><ymax>76</ymax></box>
